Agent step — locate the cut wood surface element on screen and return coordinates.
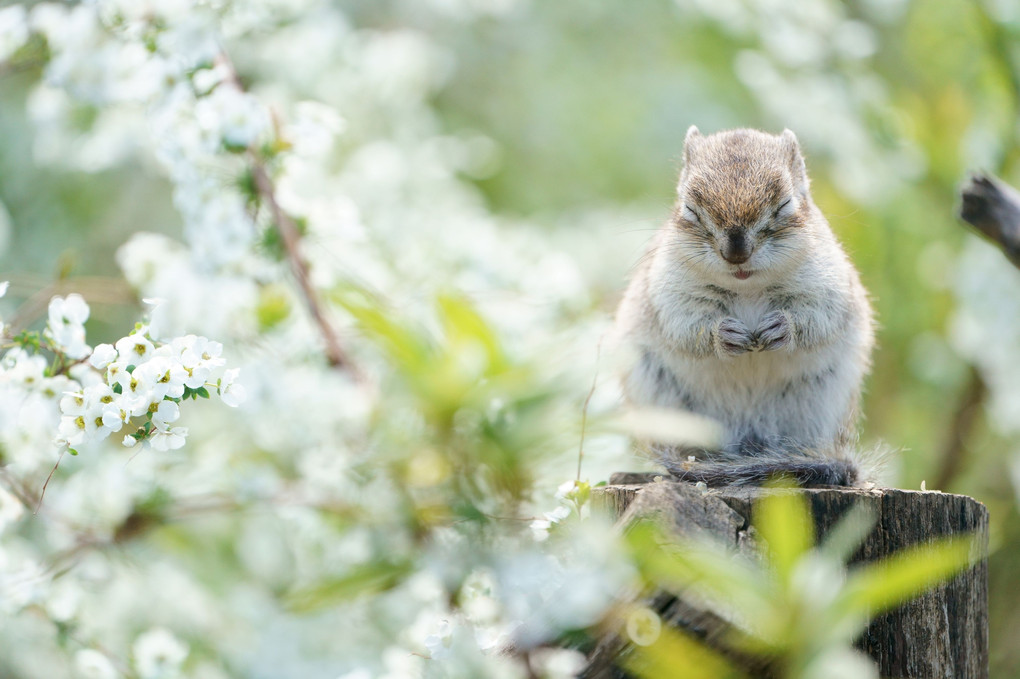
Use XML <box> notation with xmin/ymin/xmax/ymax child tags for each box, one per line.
<box><xmin>584</xmin><ymin>474</ymin><xmax>989</xmax><ymax>679</ymax></box>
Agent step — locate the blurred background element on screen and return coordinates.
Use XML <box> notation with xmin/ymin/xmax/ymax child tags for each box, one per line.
<box><xmin>2</xmin><ymin>0</ymin><xmax>1020</xmax><ymax>676</ymax></box>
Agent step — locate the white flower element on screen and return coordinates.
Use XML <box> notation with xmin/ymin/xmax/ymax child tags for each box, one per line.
<box><xmin>4</xmin><ymin>348</ymin><xmax>48</xmax><ymax>390</ymax></box>
<box><xmin>106</xmin><ymin>360</ymin><xmax>129</xmax><ymax>387</ymax></box>
<box><xmin>555</xmin><ymin>479</ymin><xmax>576</xmax><ymax>500</ymax></box>
<box><xmin>87</xmin><ymin>383</ymin><xmax>116</xmax><ymax>407</ymax></box>
<box><xmin>115</xmin><ymin>331</ymin><xmax>155</xmax><ymax>364</ymax></box>
<box><xmin>149</xmin><ymin>425</ymin><xmax>188</xmax><ymax>451</ymax></box>
<box><xmin>423</xmin><ymin>619</ymin><xmax>452</xmax><ymax>660</ymax></box>
<box><xmin>45</xmin><ymin>578</ymin><xmax>80</xmax><ymax>622</ymax></box>
<box><xmin>115</xmin><ymin>367</ymin><xmax>158</xmax><ymax>417</ymax></box>
<box><xmin>195</xmin><ymin>86</ymin><xmax>269</xmax><ymax>149</ymax></box>
<box><xmin>0</xmin><ymin>6</ymin><xmax>28</xmax><ymax>63</ymax></box>
<box><xmin>50</xmin><ymin>293</ymin><xmax>89</xmax><ymax>325</ymax></box>
<box><xmin>136</xmin><ymin>357</ymin><xmax>187</xmax><ymax>400</ymax></box>
<box><xmin>101</xmin><ymin>403</ymin><xmax>129</xmax><ymax>434</ymax></box>
<box><xmin>46</xmin><ymin>294</ymin><xmax>91</xmax><ymax>359</ymax></box>
<box><xmin>77</xmin><ymin>384</ymin><xmax>118</xmax><ymax>440</ymax></box>
<box><xmin>132</xmin><ymin>627</ymin><xmax>188</xmax><ymax>679</ymax></box>
<box><xmin>152</xmin><ymin>400</ymin><xmax>180</xmax><ymax>428</ymax></box>
<box><xmin>0</xmin><ymin>280</ymin><xmax>8</xmax><ymax>297</ymax></box>
<box><xmin>89</xmin><ymin>343</ymin><xmax>117</xmax><ymax>369</ymax></box>
<box><xmin>58</xmin><ymin>414</ymin><xmax>88</xmax><ymax>447</ymax></box>
<box><xmin>190</xmin><ymin>65</ymin><xmax>229</xmax><ymax>95</ymax></box>
<box><xmin>40</xmin><ymin>374</ymin><xmax>76</xmax><ymax>400</ymax></box>
<box><xmin>60</xmin><ymin>389</ymin><xmax>89</xmax><ymax>417</ymax></box>
<box><xmin>529</xmin><ymin>505</ymin><xmax>570</xmax><ymax>541</ymax></box>
<box><xmin>122</xmin><ymin>434</ymin><xmax>138</xmax><ymax>448</ymax></box>
<box><xmin>0</xmin><ymin>484</ymin><xmax>25</xmax><ymax>534</ymax></box>
<box><xmin>218</xmin><ymin>368</ymin><xmax>245</xmax><ymax>407</ymax></box>
<box><xmin>175</xmin><ymin>337</ymin><xmax>222</xmax><ymax>389</ymax></box>
<box><xmin>142</xmin><ymin>298</ymin><xmax>172</xmax><ymax>341</ymax></box>
<box><xmin>529</xmin><ymin>648</ymin><xmax>586</xmax><ymax>679</ymax></box>
<box><xmin>74</xmin><ymin>649</ymin><xmax>117</xmax><ymax>679</ymax></box>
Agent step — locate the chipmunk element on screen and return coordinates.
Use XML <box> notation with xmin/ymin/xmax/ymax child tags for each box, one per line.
<box><xmin>613</xmin><ymin>126</ymin><xmax>876</xmax><ymax>486</ymax></box>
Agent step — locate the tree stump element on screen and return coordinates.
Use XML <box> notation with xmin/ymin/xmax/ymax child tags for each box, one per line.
<box><xmin>584</xmin><ymin>474</ymin><xmax>989</xmax><ymax>678</ymax></box>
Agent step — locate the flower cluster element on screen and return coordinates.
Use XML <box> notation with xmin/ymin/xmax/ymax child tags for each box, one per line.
<box><xmin>0</xmin><ymin>292</ymin><xmax>245</xmax><ymax>455</ymax></box>
<box><xmin>57</xmin><ymin>327</ymin><xmax>242</xmax><ymax>453</ymax></box>
<box><xmin>0</xmin><ymin>2</ymin><xmax>631</xmax><ymax>678</ymax></box>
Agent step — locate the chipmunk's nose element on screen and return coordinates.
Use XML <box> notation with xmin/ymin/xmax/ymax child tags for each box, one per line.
<box><xmin>720</xmin><ymin>227</ymin><xmax>751</xmax><ymax>264</ymax></box>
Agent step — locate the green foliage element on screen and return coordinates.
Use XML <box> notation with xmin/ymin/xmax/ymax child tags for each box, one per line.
<box><xmin>285</xmin><ymin>560</ymin><xmax>415</xmax><ymax>613</ymax></box>
<box><xmin>333</xmin><ymin>284</ymin><xmax>566</xmax><ymax>510</ymax></box>
<box><xmin>624</xmin><ymin>614</ymin><xmax>745</xmax><ymax>679</ymax></box>
<box><xmin>255</xmin><ymin>284</ymin><xmax>291</xmax><ymax>330</ymax></box>
<box><xmin>624</xmin><ymin>485</ymin><xmax>980</xmax><ymax>678</ymax></box>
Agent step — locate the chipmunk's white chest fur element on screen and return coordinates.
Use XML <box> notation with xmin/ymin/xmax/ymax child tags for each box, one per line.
<box><xmin>614</xmin><ymin>126</ymin><xmax>875</xmax><ymax>480</ymax></box>
<box><xmin>617</xmin><ymin>220</ymin><xmax>873</xmax><ymax>456</ymax></box>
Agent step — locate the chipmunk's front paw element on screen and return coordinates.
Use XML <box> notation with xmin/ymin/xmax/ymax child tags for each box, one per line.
<box><xmin>755</xmin><ymin>310</ymin><xmax>793</xmax><ymax>351</ymax></box>
<box><xmin>716</xmin><ymin>317</ymin><xmax>754</xmax><ymax>356</ymax></box>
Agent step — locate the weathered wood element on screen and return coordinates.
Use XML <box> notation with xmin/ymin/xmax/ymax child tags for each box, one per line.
<box><xmin>584</xmin><ymin>477</ymin><xmax>989</xmax><ymax>679</ymax></box>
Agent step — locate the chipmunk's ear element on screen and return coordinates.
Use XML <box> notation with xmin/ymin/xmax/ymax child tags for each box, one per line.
<box><xmin>780</xmin><ymin>128</ymin><xmax>809</xmax><ymax>195</ymax></box>
<box><xmin>682</xmin><ymin>125</ymin><xmax>703</xmax><ymax>167</ymax></box>
<box><xmin>679</xmin><ymin>125</ymin><xmax>703</xmax><ymax>191</ymax></box>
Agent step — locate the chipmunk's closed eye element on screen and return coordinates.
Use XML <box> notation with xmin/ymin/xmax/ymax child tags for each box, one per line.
<box><xmin>773</xmin><ymin>198</ymin><xmax>795</xmax><ymax>219</ymax></box>
<box><xmin>683</xmin><ymin>205</ymin><xmax>701</xmax><ymax>224</ymax></box>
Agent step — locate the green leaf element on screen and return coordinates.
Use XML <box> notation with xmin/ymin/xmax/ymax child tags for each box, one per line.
<box><xmin>622</xmin><ymin>618</ymin><xmax>748</xmax><ymax>679</ymax></box>
<box><xmin>626</xmin><ymin>521</ymin><xmax>775</xmax><ymax>626</ymax></box>
<box><xmin>255</xmin><ymin>284</ymin><xmax>291</xmax><ymax>330</ymax></box>
<box><xmin>754</xmin><ymin>484</ymin><xmax>813</xmax><ymax>586</ymax></box>
<box><xmin>285</xmin><ymin>560</ymin><xmax>414</xmax><ymax>613</ymax></box>
<box><xmin>437</xmin><ymin>294</ymin><xmax>506</xmax><ymax>372</ymax></box>
<box><xmin>819</xmin><ymin>503</ymin><xmax>877</xmax><ymax>564</ymax></box>
<box><xmin>196</xmin><ymin>386</ymin><xmax>210</xmax><ymax>399</ymax></box>
<box><xmin>68</xmin><ymin>448</ymin><xmax>78</xmax><ymax>456</ymax></box>
<box><xmin>112</xmin><ymin>383</ymin><xmax>123</xmax><ymax>394</ymax></box>
<box><xmin>332</xmin><ymin>287</ymin><xmax>431</xmax><ymax>371</ymax></box>
<box><xmin>831</xmin><ymin>534</ymin><xmax>979</xmax><ymax>630</ymax></box>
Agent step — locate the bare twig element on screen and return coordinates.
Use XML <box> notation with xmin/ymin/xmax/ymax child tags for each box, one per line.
<box><xmin>34</xmin><ymin>449</ymin><xmax>65</xmax><ymax>514</ymax></box>
<box><xmin>958</xmin><ymin>173</ymin><xmax>1020</xmax><ymax>270</ymax></box>
<box><xmin>249</xmin><ymin>161</ymin><xmax>353</xmax><ymax>370</ymax></box>
<box><xmin>932</xmin><ymin>366</ymin><xmax>987</xmax><ymax>490</ymax></box>
<box><xmin>577</xmin><ymin>337</ymin><xmax>603</xmax><ymax>482</ymax></box>
<box><xmin>213</xmin><ymin>51</ymin><xmax>355</xmax><ymax>373</ymax></box>
<box><xmin>3</xmin><ymin>275</ymin><xmax>135</xmax><ymax>333</ymax></box>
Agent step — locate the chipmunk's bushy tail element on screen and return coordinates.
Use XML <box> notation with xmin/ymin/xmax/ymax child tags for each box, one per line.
<box><xmin>651</xmin><ymin>442</ymin><xmax>886</xmax><ymax>488</ymax></box>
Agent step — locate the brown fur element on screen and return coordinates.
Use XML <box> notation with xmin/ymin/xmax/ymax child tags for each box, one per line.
<box><xmin>682</xmin><ymin>128</ymin><xmax>806</xmax><ymax>231</ymax></box>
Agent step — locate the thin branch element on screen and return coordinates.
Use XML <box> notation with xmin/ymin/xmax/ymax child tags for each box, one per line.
<box><xmin>34</xmin><ymin>449</ymin><xmax>64</xmax><ymax>514</ymax></box>
<box><xmin>3</xmin><ymin>275</ymin><xmax>135</xmax><ymax>333</ymax></box>
<box><xmin>213</xmin><ymin>51</ymin><xmax>355</xmax><ymax>373</ymax></box>
<box><xmin>958</xmin><ymin>173</ymin><xmax>1020</xmax><ymax>270</ymax></box>
<box><xmin>932</xmin><ymin>366</ymin><xmax>986</xmax><ymax>490</ymax></box>
<box><xmin>249</xmin><ymin>161</ymin><xmax>354</xmax><ymax>370</ymax></box>
<box><xmin>577</xmin><ymin>337</ymin><xmax>603</xmax><ymax>482</ymax></box>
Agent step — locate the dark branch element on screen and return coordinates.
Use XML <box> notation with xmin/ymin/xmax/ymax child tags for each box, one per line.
<box><xmin>932</xmin><ymin>366</ymin><xmax>986</xmax><ymax>491</ymax></box>
<box><xmin>958</xmin><ymin>172</ymin><xmax>1020</xmax><ymax>270</ymax></box>
<box><xmin>250</xmin><ymin>161</ymin><xmax>354</xmax><ymax>371</ymax></box>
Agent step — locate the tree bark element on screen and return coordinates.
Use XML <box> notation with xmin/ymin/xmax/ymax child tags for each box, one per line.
<box><xmin>584</xmin><ymin>474</ymin><xmax>989</xmax><ymax>679</ymax></box>
<box><xmin>959</xmin><ymin>172</ymin><xmax>1020</xmax><ymax>270</ymax></box>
